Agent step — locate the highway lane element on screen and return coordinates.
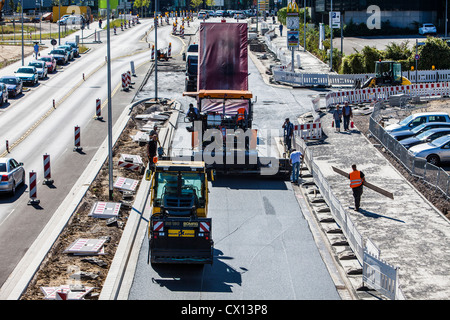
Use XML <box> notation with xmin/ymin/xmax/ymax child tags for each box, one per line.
<box><xmin>0</xmin><ymin>18</ymin><xmax>157</xmax><ymax>287</ymax></box>
<box><xmin>126</xmin><ymin>33</ymin><xmax>341</xmax><ymax>299</ymax></box>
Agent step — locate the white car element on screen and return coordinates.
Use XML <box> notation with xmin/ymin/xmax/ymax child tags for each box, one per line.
<box><xmin>28</xmin><ymin>60</ymin><xmax>48</xmax><ymax>79</ymax></box>
<box><xmin>198</xmin><ymin>11</ymin><xmax>208</xmax><ymax>19</ymax></box>
<box><xmin>0</xmin><ymin>158</ymin><xmax>25</xmax><ymax>196</ymax></box>
<box><xmin>419</xmin><ymin>23</ymin><xmax>437</xmax><ymax>35</ymax></box>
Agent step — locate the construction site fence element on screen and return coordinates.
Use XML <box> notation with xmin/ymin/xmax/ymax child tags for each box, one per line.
<box><xmin>369</xmin><ymin>103</ymin><xmax>450</xmax><ymax>198</ymax></box>
<box><xmin>325</xmin><ymin>82</ymin><xmax>450</xmax><ymax>108</ymax></box>
<box><xmin>294</xmin><ymin>136</ymin><xmax>405</xmax><ymax>300</ymax></box>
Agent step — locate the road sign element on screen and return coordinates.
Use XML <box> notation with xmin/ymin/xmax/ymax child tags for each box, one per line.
<box><xmin>415</xmin><ymin>54</ymin><xmax>420</xmax><ymax>60</ymax></box>
<box><xmin>287</xmin><ymin>30</ymin><xmax>300</xmax><ymax>48</ymax></box>
<box><xmin>330</xmin><ymin>11</ymin><xmax>340</xmax><ymax>29</ymax></box>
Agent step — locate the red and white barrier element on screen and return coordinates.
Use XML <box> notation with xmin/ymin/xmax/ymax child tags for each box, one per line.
<box><xmin>180</xmin><ymin>26</ymin><xmax>184</xmax><ymax>38</ymax></box>
<box><xmin>127</xmin><ymin>71</ymin><xmax>133</xmax><ymax>88</ymax></box>
<box><xmin>95</xmin><ymin>98</ymin><xmax>103</xmax><ymax>120</ymax></box>
<box><xmin>122</xmin><ymin>73</ymin><xmax>129</xmax><ymax>90</ymax></box>
<box><xmin>295</xmin><ymin>122</ymin><xmax>322</xmax><ymax>140</ymax></box>
<box><xmin>118</xmin><ymin>154</ymin><xmax>144</xmax><ymax>171</ymax></box>
<box><xmin>74</xmin><ymin>126</ymin><xmax>82</xmax><ymax>151</ymax></box>
<box><xmin>6</xmin><ymin>140</ymin><xmax>9</xmax><ymax>153</ymax></box>
<box><xmin>28</xmin><ymin>171</ymin><xmax>40</xmax><ymax>205</ymax></box>
<box><xmin>168</xmin><ymin>42</ymin><xmax>171</xmax><ymax>57</ymax></box>
<box><xmin>43</xmin><ymin>154</ymin><xmax>54</xmax><ymax>185</ymax></box>
<box><xmin>151</xmin><ymin>45</ymin><xmax>155</xmax><ymax>60</ymax></box>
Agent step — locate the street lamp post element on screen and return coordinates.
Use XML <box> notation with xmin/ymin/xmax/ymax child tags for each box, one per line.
<box><xmin>106</xmin><ymin>0</ymin><xmax>113</xmax><ymax>200</ymax></box>
<box><xmin>329</xmin><ymin>0</ymin><xmax>333</xmax><ymax>71</ymax></box>
<box><xmin>21</xmin><ymin>0</ymin><xmax>24</xmax><ymax>66</ymax></box>
<box><xmin>154</xmin><ymin>1</ymin><xmax>158</xmax><ymax>101</ymax></box>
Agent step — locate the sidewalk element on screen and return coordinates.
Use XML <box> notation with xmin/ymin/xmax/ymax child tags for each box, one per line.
<box><xmin>305</xmin><ymin>112</ymin><xmax>450</xmax><ymax>299</ymax></box>
<box><xmin>252</xmin><ymin>18</ymin><xmax>332</xmax><ymax>74</ymax></box>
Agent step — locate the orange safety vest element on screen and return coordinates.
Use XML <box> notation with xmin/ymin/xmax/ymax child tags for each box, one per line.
<box><xmin>349</xmin><ymin>170</ymin><xmax>363</xmax><ymax>188</ymax></box>
<box><xmin>236</xmin><ymin>107</ymin><xmax>246</xmax><ymax>122</ymax></box>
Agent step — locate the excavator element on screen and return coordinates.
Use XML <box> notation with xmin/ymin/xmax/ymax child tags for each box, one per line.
<box><xmin>359</xmin><ymin>60</ymin><xmax>411</xmax><ymax>88</ymax></box>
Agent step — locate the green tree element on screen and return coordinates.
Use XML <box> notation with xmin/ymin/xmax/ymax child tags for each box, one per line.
<box><xmin>190</xmin><ymin>0</ymin><xmax>203</xmax><ymax>10</ymax></box>
<box><xmin>417</xmin><ymin>37</ymin><xmax>450</xmax><ymax>70</ymax></box>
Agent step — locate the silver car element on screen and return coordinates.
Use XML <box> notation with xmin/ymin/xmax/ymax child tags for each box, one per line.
<box><xmin>28</xmin><ymin>60</ymin><xmax>48</xmax><ymax>79</ymax></box>
<box><xmin>0</xmin><ymin>158</ymin><xmax>25</xmax><ymax>196</ymax></box>
<box><xmin>409</xmin><ymin>134</ymin><xmax>450</xmax><ymax>166</ymax></box>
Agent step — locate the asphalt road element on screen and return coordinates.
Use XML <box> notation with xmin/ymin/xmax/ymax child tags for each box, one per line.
<box><xmin>127</xmin><ymin>20</ymin><xmax>340</xmax><ymax>299</ymax></box>
<box><xmin>0</xmin><ymin>18</ymin><xmax>154</xmax><ymax>287</ymax></box>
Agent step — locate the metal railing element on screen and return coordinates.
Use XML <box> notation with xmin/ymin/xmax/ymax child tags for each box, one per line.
<box><xmin>294</xmin><ymin>136</ymin><xmax>404</xmax><ymax>300</ymax></box>
<box><xmin>369</xmin><ymin>103</ymin><xmax>450</xmax><ymax>198</ymax></box>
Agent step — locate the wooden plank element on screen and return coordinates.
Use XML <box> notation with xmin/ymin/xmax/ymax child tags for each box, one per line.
<box><xmin>331</xmin><ymin>166</ymin><xmax>394</xmax><ymax>199</ymax></box>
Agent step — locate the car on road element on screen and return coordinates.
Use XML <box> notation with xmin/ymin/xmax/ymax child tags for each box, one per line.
<box><xmin>409</xmin><ymin>134</ymin><xmax>450</xmax><ymax>166</ymax></box>
<box><xmin>57</xmin><ymin>15</ymin><xmax>83</xmax><ymax>25</ymax></box>
<box><xmin>14</xmin><ymin>66</ymin><xmax>38</xmax><ymax>86</ymax></box>
<box><xmin>0</xmin><ymin>158</ymin><xmax>25</xmax><ymax>196</ymax></box>
<box><xmin>198</xmin><ymin>11</ymin><xmax>208</xmax><ymax>19</ymax></box>
<box><xmin>65</xmin><ymin>41</ymin><xmax>80</xmax><ymax>58</ymax></box>
<box><xmin>0</xmin><ymin>83</ymin><xmax>8</xmax><ymax>106</ymax></box>
<box><xmin>216</xmin><ymin>10</ymin><xmax>225</xmax><ymax>17</ymax></box>
<box><xmin>385</xmin><ymin>112</ymin><xmax>450</xmax><ymax>133</ymax></box>
<box><xmin>49</xmin><ymin>49</ymin><xmax>69</xmax><ymax>65</ymax></box>
<box><xmin>400</xmin><ymin>128</ymin><xmax>450</xmax><ymax>149</ymax></box>
<box><xmin>0</xmin><ymin>76</ymin><xmax>23</xmax><ymax>97</ymax></box>
<box><xmin>38</xmin><ymin>55</ymin><xmax>57</xmax><ymax>73</ymax></box>
<box><xmin>28</xmin><ymin>60</ymin><xmax>48</xmax><ymax>79</ymax></box>
<box><xmin>57</xmin><ymin>45</ymin><xmax>74</xmax><ymax>61</ymax></box>
<box><xmin>389</xmin><ymin>122</ymin><xmax>450</xmax><ymax>141</ymax></box>
<box><xmin>419</xmin><ymin>23</ymin><xmax>437</xmax><ymax>35</ymax></box>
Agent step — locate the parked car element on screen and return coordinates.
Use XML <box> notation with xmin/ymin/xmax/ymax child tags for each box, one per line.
<box><xmin>0</xmin><ymin>76</ymin><xmax>23</xmax><ymax>97</ymax></box>
<box><xmin>385</xmin><ymin>112</ymin><xmax>450</xmax><ymax>133</ymax></box>
<box><xmin>216</xmin><ymin>10</ymin><xmax>225</xmax><ymax>17</ymax></box>
<box><xmin>198</xmin><ymin>11</ymin><xmax>208</xmax><ymax>19</ymax></box>
<box><xmin>419</xmin><ymin>23</ymin><xmax>437</xmax><ymax>35</ymax></box>
<box><xmin>14</xmin><ymin>66</ymin><xmax>38</xmax><ymax>86</ymax></box>
<box><xmin>49</xmin><ymin>49</ymin><xmax>69</xmax><ymax>65</ymax></box>
<box><xmin>65</xmin><ymin>41</ymin><xmax>80</xmax><ymax>57</ymax></box>
<box><xmin>28</xmin><ymin>60</ymin><xmax>48</xmax><ymax>79</ymax></box>
<box><xmin>409</xmin><ymin>134</ymin><xmax>450</xmax><ymax>165</ymax></box>
<box><xmin>0</xmin><ymin>158</ymin><xmax>25</xmax><ymax>196</ymax></box>
<box><xmin>389</xmin><ymin>122</ymin><xmax>450</xmax><ymax>141</ymax></box>
<box><xmin>38</xmin><ymin>55</ymin><xmax>57</xmax><ymax>73</ymax></box>
<box><xmin>400</xmin><ymin>128</ymin><xmax>450</xmax><ymax>149</ymax></box>
<box><xmin>57</xmin><ymin>15</ymin><xmax>83</xmax><ymax>25</ymax></box>
<box><xmin>0</xmin><ymin>83</ymin><xmax>8</xmax><ymax>106</ymax></box>
<box><xmin>57</xmin><ymin>45</ymin><xmax>74</xmax><ymax>61</ymax></box>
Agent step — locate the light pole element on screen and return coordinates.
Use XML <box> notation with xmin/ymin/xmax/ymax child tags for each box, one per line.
<box><xmin>106</xmin><ymin>0</ymin><xmax>113</xmax><ymax>200</ymax></box>
<box><xmin>154</xmin><ymin>1</ymin><xmax>158</xmax><ymax>101</ymax></box>
<box><xmin>329</xmin><ymin>0</ymin><xmax>333</xmax><ymax>71</ymax></box>
<box><xmin>21</xmin><ymin>0</ymin><xmax>24</xmax><ymax>66</ymax></box>
<box><xmin>58</xmin><ymin>0</ymin><xmax>61</xmax><ymax>45</ymax></box>
<box><xmin>303</xmin><ymin>0</ymin><xmax>306</xmax><ymax>52</ymax></box>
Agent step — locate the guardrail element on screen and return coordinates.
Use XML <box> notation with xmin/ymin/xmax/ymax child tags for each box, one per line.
<box><xmin>294</xmin><ymin>135</ymin><xmax>404</xmax><ymax>300</ymax></box>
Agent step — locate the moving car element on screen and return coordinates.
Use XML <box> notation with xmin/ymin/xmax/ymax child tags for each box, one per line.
<box><xmin>0</xmin><ymin>83</ymin><xmax>8</xmax><ymax>106</ymax></box>
<box><xmin>400</xmin><ymin>128</ymin><xmax>450</xmax><ymax>149</ymax></box>
<box><xmin>389</xmin><ymin>122</ymin><xmax>450</xmax><ymax>141</ymax></box>
<box><xmin>57</xmin><ymin>45</ymin><xmax>74</xmax><ymax>61</ymax></box>
<box><xmin>385</xmin><ymin>112</ymin><xmax>450</xmax><ymax>133</ymax></box>
<box><xmin>198</xmin><ymin>11</ymin><xmax>208</xmax><ymax>19</ymax></box>
<box><xmin>14</xmin><ymin>66</ymin><xmax>38</xmax><ymax>86</ymax></box>
<box><xmin>419</xmin><ymin>23</ymin><xmax>437</xmax><ymax>35</ymax></box>
<box><xmin>49</xmin><ymin>49</ymin><xmax>69</xmax><ymax>65</ymax></box>
<box><xmin>0</xmin><ymin>158</ymin><xmax>25</xmax><ymax>196</ymax></box>
<box><xmin>0</xmin><ymin>76</ymin><xmax>23</xmax><ymax>97</ymax></box>
<box><xmin>38</xmin><ymin>55</ymin><xmax>57</xmax><ymax>73</ymax></box>
<box><xmin>28</xmin><ymin>60</ymin><xmax>48</xmax><ymax>79</ymax></box>
<box><xmin>65</xmin><ymin>41</ymin><xmax>80</xmax><ymax>57</ymax></box>
<box><xmin>409</xmin><ymin>134</ymin><xmax>450</xmax><ymax>166</ymax></box>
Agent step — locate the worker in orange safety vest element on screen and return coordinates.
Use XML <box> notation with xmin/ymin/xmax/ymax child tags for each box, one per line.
<box><xmin>236</xmin><ymin>107</ymin><xmax>247</xmax><ymax>128</ymax></box>
<box><xmin>349</xmin><ymin>164</ymin><xmax>365</xmax><ymax>212</ymax></box>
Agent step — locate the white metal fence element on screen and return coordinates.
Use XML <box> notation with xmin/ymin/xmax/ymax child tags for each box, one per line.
<box><xmin>294</xmin><ymin>136</ymin><xmax>404</xmax><ymax>300</ymax></box>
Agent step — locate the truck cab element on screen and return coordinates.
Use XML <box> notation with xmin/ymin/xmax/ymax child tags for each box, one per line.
<box><xmin>148</xmin><ymin>160</ymin><xmax>214</xmax><ymax>264</ymax></box>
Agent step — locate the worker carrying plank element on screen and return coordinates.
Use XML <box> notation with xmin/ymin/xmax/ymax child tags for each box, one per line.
<box><xmin>332</xmin><ymin>165</ymin><xmax>394</xmax><ymax>212</ymax></box>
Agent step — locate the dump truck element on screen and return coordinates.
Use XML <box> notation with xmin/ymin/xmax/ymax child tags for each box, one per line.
<box><xmin>148</xmin><ymin>160</ymin><xmax>214</xmax><ymax>264</ymax></box>
<box><xmin>184</xmin><ymin>21</ymin><xmax>290</xmax><ymax>177</ymax></box>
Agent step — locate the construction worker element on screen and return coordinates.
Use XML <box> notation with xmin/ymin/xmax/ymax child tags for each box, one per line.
<box><xmin>349</xmin><ymin>164</ymin><xmax>365</xmax><ymax>212</ymax></box>
<box><xmin>236</xmin><ymin>107</ymin><xmax>247</xmax><ymax>128</ymax></box>
<box><xmin>187</xmin><ymin>103</ymin><xmax>200</xmax><ymax>121</ymax></box>
<box><xmin>282</xmin><ymin>118</ymin><xmax>294</xmax><ymax>151</ymax></box>
<box><xmin>289</xmin><ymin>149</ymin><xmax>302</xmax><ymax>184</ymax></box>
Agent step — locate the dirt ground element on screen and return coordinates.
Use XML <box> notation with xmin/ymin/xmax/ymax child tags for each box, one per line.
<box><xmin>351</xmin><ymin>99</ymin><xmax>450</xmax><ymax>219</ymax></box>
<box><xmin>0</xmin><ymin>45</ymin><xmax>35</xmax><ymax>66</ymax></box>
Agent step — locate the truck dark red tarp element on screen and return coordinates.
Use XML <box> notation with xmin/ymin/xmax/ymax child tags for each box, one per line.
<box><xmin>198</xmin><ymin>22</ymin><xmax>248</xmax><ymax>91</ymax></box>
